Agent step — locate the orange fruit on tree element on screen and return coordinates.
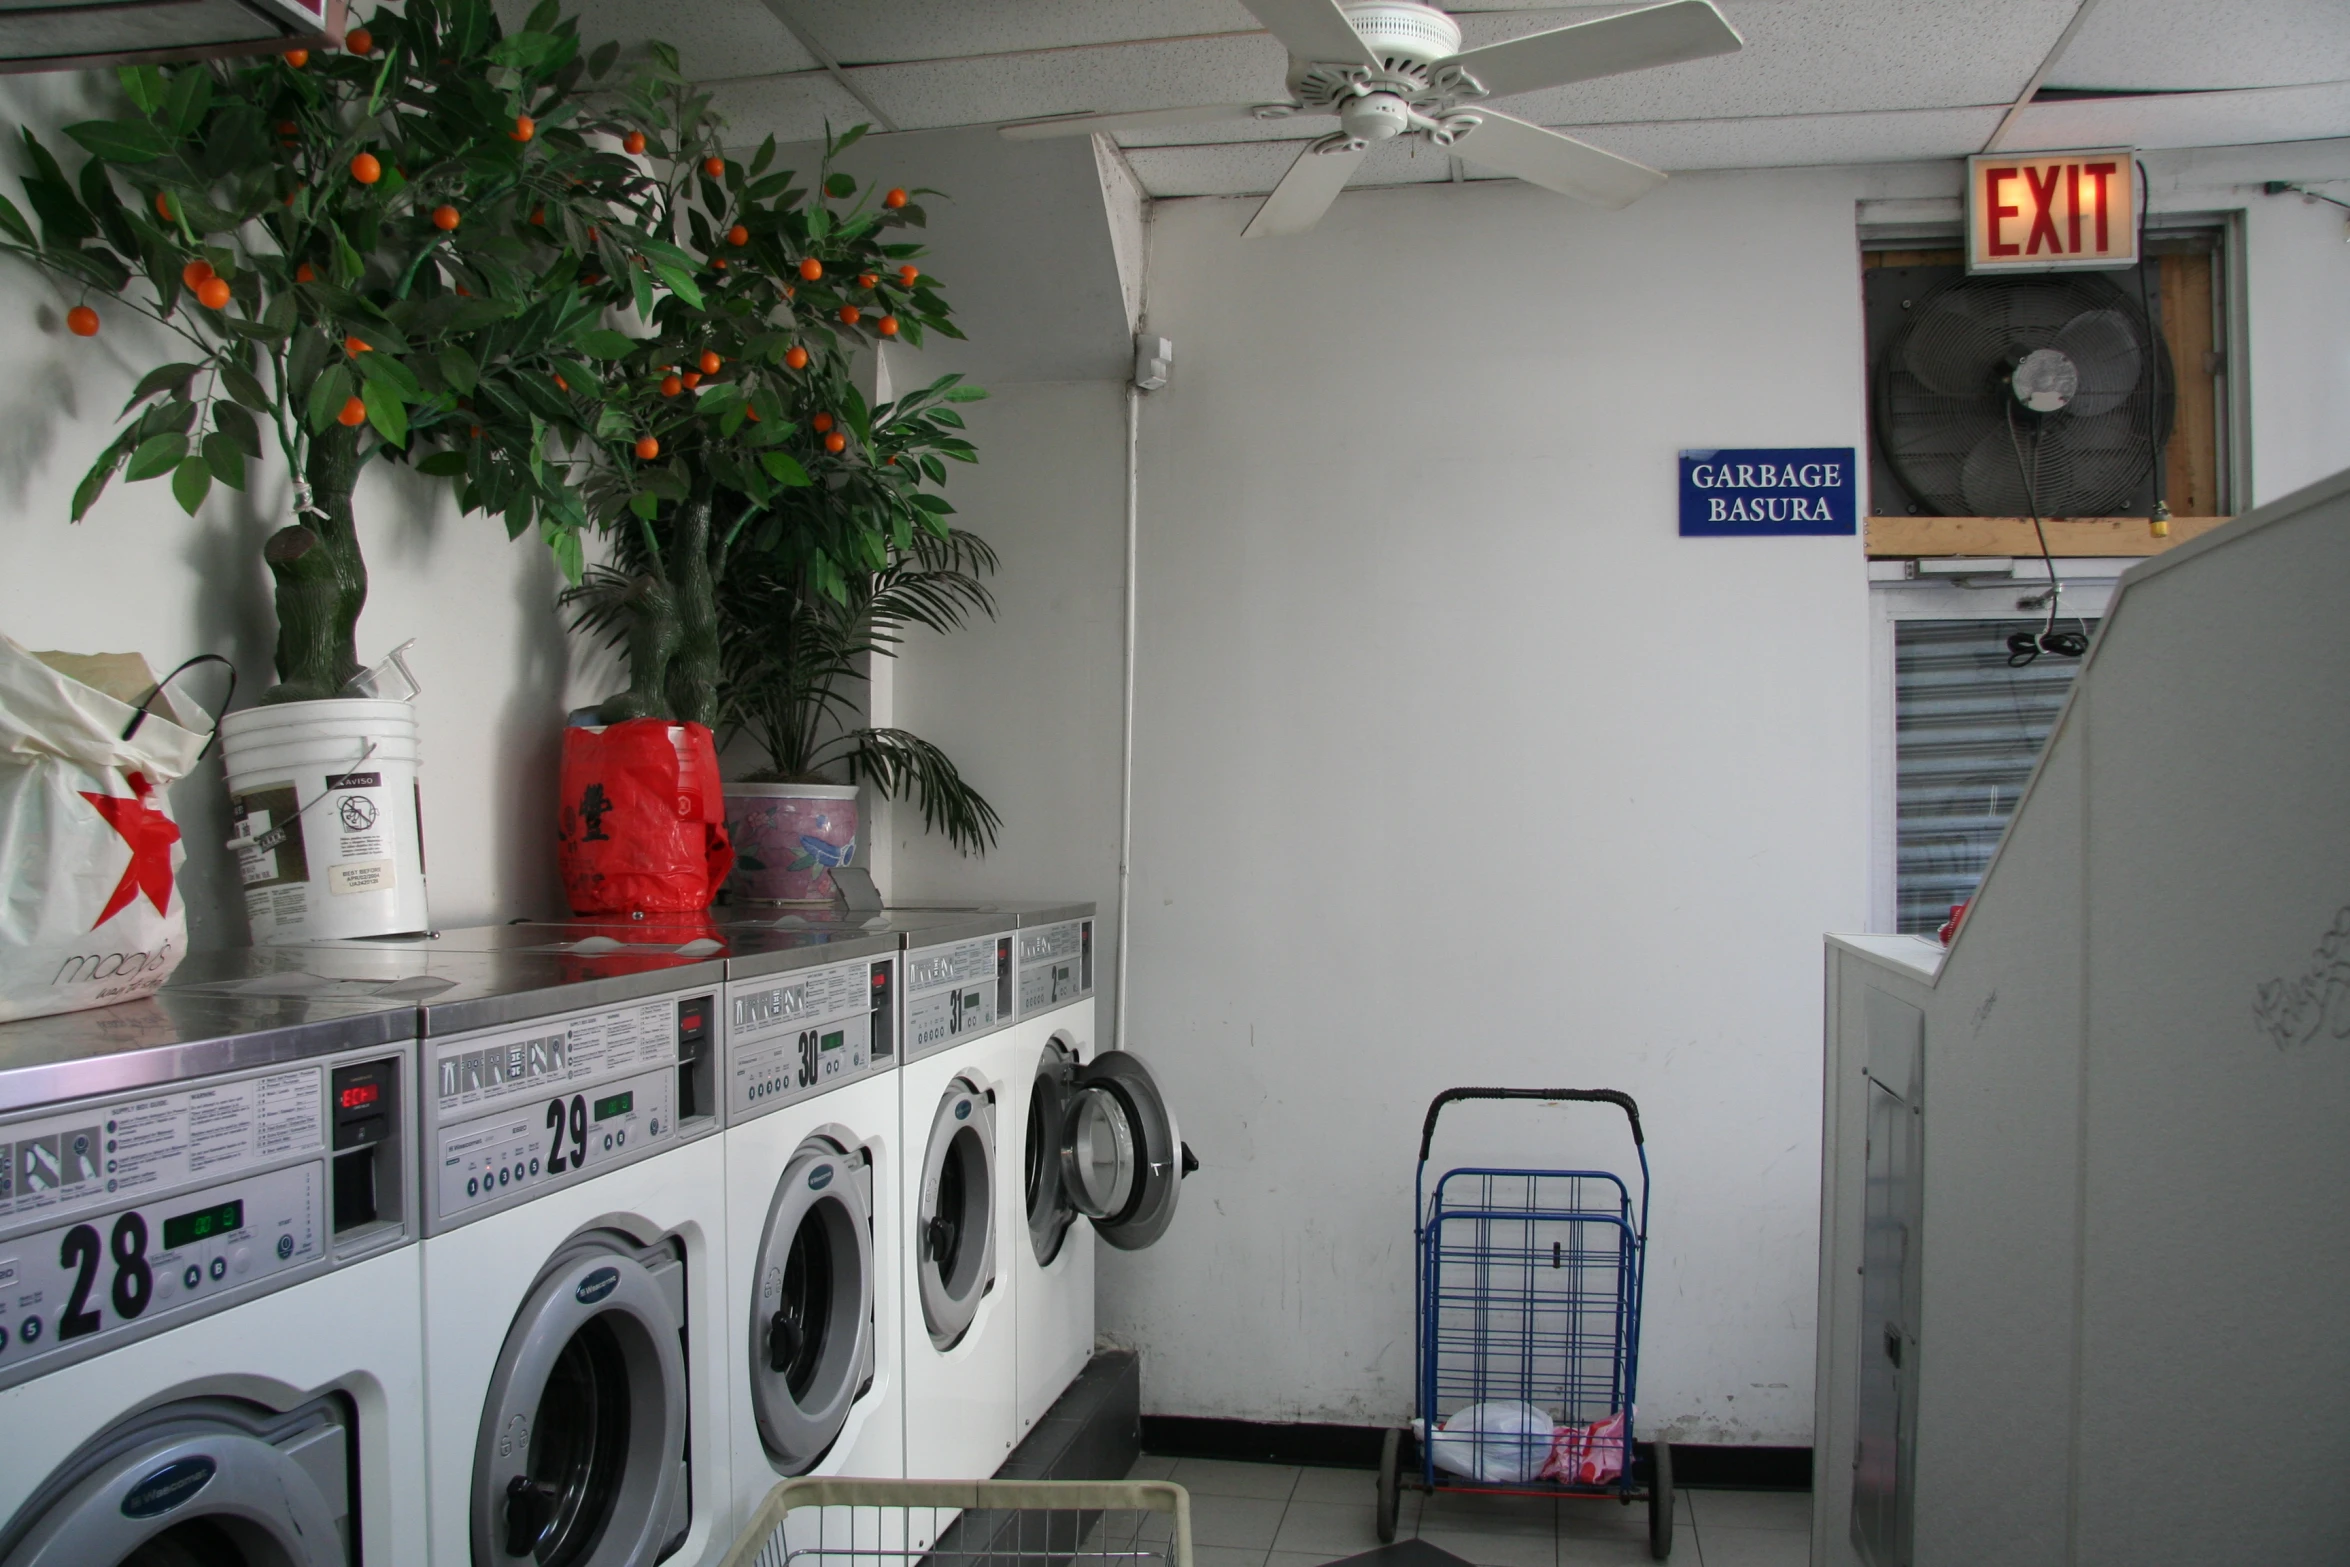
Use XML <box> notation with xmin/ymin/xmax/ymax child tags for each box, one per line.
<box><xmin>811</xmin><ymin>412</ymin><xmax>833</xmax><ymax>433</ymax></box>
<box><xmin>623</xmin><ymin>131</ymin><xmax>646</xmax><ymax>155</ymax></box>
<box><xmin>883</xmin><ymin>187</ymin><xmax>907</xmax><ymax>209</ymax></box>
<box><xmin>65</xmin><ymin>305</ymin><xmax>98</xmax><ymax>337</ymax></box>
<box><xmin>153</xmin><ymin>192</ymin><xmax>174</xmax><ymax>220</ymax></box>
<box><xmin>702</xmin><ymin>155</ymin><xmax>725</xmax><ymax>178</ymax></box>
<box><xmin>856</xmin><ymin>272</ymin><xmax>878</xmax><ymax>289</ymax></box>
<box><xmin>432</xmin><ymin>205</ymin><xmax>461</xmax><ymax>231</ymax></box>
<box><xmin>337</xmin><ymin>395</ymin><xmax>368</xmax><ymax>426</ymax></box>
<box><xmin>344</xmin><ymin>26</ymin><xmax>372</xmax><ymax>54</ymax></box>
<box><xmin>344</xmin><ymin>335</ymin><xmax>371</xmax><ymax>355</ymax></box>
<box><xmin>838</xmin><ymin>305</ymin><xmax>860</xmax><ymax>326</ymax></box>
<box><xmin>283</xmin><ymin>48</ymin><xmax>308</xmax><ymax>67</ymax></box>
<box><xmin>744</xmin><ymin>405</ymin><xmax>760</xmax><ymax>423</ymax></box>
<box><xmin>634</xmin><ymin>435</ymin><xmax>660</xmax><ymax>460</ymax></box>
<box><xmin>196</xmin><ymin>276</ymin><xmax>232</xmax><ymax>310</ymax></box>
<box><xmin>552</xmin><ymin>372</ymin><xmax>570</xmax><ymax>392</ymax></box>
<box><xmin>784</xmin><ymin>345</ymin><xmax>809</xmax><ymax>370</ymax></box>
<box><xmin>511</xmin><ymin>115</ymin><xmax>535</xmax><ymax>142</ymax></box>
<box><xmin>680</xmin><ymin>371</ymin><xmax>701</xmax><ymax>389</ymax></box>
<box><xmin>531</xmin><ymin>207</ymin><xmax>546</xmax><ymax>226</ymax></box>
<box><xmin>469</xmin><ymin>423</ymin><xmax>482</xmax><ymax>437</ymax></box>
<box><xmin>294</xmin><ymin>262</ymin><xmax>316</xmax><ymax>283</ymax></box>
<box><xmin>877</xmin><ymin>314</ymin><xmax>898</xmax><ymax>337</ymax></box>
<box><xmin>798</xmin><ymin>257</ymin><xmax>822</xmax><ymax>281</ymax></box>
<box><xmin>180</xmin><ymin>259</ymin><xmax>213</xmax><ymax>289</ymax></box>
<box><xmin>698</xmin><ymin>350</ymin><xmax>721</xmax><ymax>375</ymax></box>
<box><xmin>350</xmin><ymin>152</ymin><xmax>381</xmax><ymax>184</ymax></box>
<box><xmin>898</xmin><ymin>265</ymin><xmax>919</xmax><ymax>286</ymax></box>
<box><xmin>712</xmin><ymin>258</ymin><xmax>727</xmax><ymax>269</ymax></box>
<box><xmin>824</xmin><ymin>430</ymin><xmax>846</xmax><ymax>454</ymax></box>
<box><xmin>660</xmin><ymin>375</ymin><xmax>683</xmax><ymax>397</ymax></box>
<box><xmin>275</xmin><ymin>120</ymin><xmax>298</xmax><ymax>141</ymax></box>
<box><xmin>726</xmin><ymin>224</ymin><xmax>748</xmax><ymax>247</ymax></box>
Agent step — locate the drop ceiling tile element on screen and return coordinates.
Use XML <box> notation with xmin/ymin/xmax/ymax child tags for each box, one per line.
<box><xmin>1124</xmin><ymin>138</ymin><xmax>1322</xmax><ymax>197</ymax></box>
<box><xmin>845</xmin><ymin>33</ymin><xmax>1292</xmax><ymax>131</ymax></box>
<box><xmin>706</xmin><ymin>72</ymin><xmax>878</xmax><ymax>146</ymax></box>
<box><xmin>1116</xmin><ymin>112</ymin><xmax>1342</xmax><ymax>148</ymax></box>
<box><xmin>2007</xmin><ymin>80</ymin><xmax>2350</xmax><ymax>153</ymax></box>
<box><xmin>563</xmin><ymin>0</ymin><xmax>817</xmax><ymax>80</ymax></box>
<box><xmin>781</xmin><ymin>0</ymin><xmax>1259</xmax><ymax>66</ymax></box>
<box><xmin>2046</xmin><ymin>0</ymin><xmax>2350</xmax><ymax>92</ymax></box>
<box><xmin>1571</xmin><ymin>104</ymin><xmax>2004</xmax><ymax>169</ymax></box>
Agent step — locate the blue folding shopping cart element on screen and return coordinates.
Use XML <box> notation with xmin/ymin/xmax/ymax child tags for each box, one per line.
<box><xmin>1376</xmin><ymin>1087</ymin><xmax>1668</xmax><ymax>1559</ymax></box>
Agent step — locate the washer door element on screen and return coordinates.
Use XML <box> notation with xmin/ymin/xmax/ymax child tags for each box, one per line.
<box><xmin>1060</xmin><ymin>1052</ymin><xmax>1196</xmax><ymax>1253</ymax></box>
<box><xmin>750</xmin><ymin>1141</ymin><xmax>875</xmax><ymax>1473</ymax></box>
<box><xmin>0</xmin><ymin>1397</ymin><xmax>348</xmax><ymax>1566</ymax></box>
<box><xmin>914</xmin><ymin>1079</ymin><xmax>995</xmax><ymax>1349</ymax></box>
<box><xmin>1024</xmin><ymin>1040</ymin><xmax>1079</xmax><ymax>1267</ymax></box>
<box><xmin>474</xmin><ymin>1232</ymin><xmax>690</xmax><ymax>1567</ymax></box>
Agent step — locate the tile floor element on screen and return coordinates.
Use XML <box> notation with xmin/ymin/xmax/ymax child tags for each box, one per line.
<box><xmin>1126</xmin><ymin>1456</ymin><xmax>1810</xmax><ymax>1567</ymax></box>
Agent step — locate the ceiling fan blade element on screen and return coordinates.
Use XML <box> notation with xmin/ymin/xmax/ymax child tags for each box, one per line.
<box><xmin>1448</xmin><ymin>110</ymin><xmax>1665</xmax><ymax>209</ymax></box>
<box><xmin>1242</xmin><ymin>141</ymin><xmax>1367</xmax><ymax>237</ymax></box>
<box><xmin>1000</xmin><ymin>104</ymin><xmax>1271</xmax><ymax>141</ymax></box>
<box><xmin>1237</xmin><ymin>0</ymin><xmax>1379</xmax><ymax>69</ymax></box>
<box><xmin>1441</xmin><ymin>0</ymin><xmax>1742</xmax><ymax>99</ymax></box>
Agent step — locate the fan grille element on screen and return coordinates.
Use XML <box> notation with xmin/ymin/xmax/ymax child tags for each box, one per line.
<box><xmin>1876</xmin><ymin>272</ymin><xmax>2174</xmax><ymax>518</ymax></box>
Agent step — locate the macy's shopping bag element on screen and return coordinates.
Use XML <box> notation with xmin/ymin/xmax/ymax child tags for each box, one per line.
<box><xmin>0</xmin><ymin>635</ymin><xmax>219</xmax><ymax>1021</ymax></box>
<box><xmin>557</xmin><ymin>718</ymin><xmax>734</xmax><ymax>917</ymax></box>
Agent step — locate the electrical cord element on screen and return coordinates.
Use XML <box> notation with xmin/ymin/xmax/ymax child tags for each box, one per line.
<box><xmin>2003</xmin><ymin>399</ymin><xmax>2089</xmax><ymax>667</ymax></box>
<box><xmin>2134</xmin><ymin>158</ymin><xmax>2171</xmax><ymax>536</ymax></box>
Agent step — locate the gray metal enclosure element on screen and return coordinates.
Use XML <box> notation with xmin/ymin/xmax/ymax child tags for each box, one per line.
<box><xmin>1815</xmin><ymin>467</ymin><xmax>2350</xmax><ymax>1567</ymax></box>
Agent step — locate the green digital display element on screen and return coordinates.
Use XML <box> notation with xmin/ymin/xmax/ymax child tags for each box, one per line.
<box><xmin>162</xmin><ymin>1199</ymin><xmax>244</xmax><ymax>1250</ymax></box>
<box><xmin>821</xmin><ymin>1030</ymin><xmax>845</xmax><ymax>1053</ymax></box>
<box><xmin>593</xmin><ymin>1091</ymin><xmax>633</xmax><ymax>1121</ymax></box>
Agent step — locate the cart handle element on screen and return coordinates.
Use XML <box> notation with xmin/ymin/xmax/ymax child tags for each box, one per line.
<box><xmin>1417</xmin><ymin>1087</ymin><xmax>1644</xmax><ymax>1162</ymax></box>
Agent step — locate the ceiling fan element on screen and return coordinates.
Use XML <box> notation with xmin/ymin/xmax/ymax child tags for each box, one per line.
<box><xmin>999</xmin><ymin>0</ymin><xmax>1745</xmax><ymax>236</ymax></box>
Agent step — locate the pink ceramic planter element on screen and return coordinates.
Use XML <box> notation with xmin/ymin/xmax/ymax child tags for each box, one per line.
<box><xmin>723</xmin><ymin>781</ymin><xmax>859</xmax><ymax>904</ymax></box>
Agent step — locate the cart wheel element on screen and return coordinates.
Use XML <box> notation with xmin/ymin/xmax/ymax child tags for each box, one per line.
<box><xmin>1376</xmin><ymin>1428</ymin><xmax>1402</xmax><ymax>1543</ymax></box>
<box><xmin>1647</xmin><ymin>1440</ymin><xmax>1674</xmax><ymax>1560</ymax></box>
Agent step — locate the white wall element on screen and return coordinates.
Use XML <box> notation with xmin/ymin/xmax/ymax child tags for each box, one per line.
<box><xmin>1086</xmin><ymin>137</ymin><xmax>2350</xmax><ymax>1444</ymax></box>
<box><xmin>0</xmin><ymin>72</ymin><xmax>614</xmax><ymax>947</ymax></box>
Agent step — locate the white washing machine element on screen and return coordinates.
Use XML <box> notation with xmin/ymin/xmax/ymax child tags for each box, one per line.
<box><xmin>0</xmin><ymin>987</ymin><xmax>425</xmax><ymax>1564</ymax></box>
<box><xmin>412</xmin><ymin>946</ymin><xmax>732</xmax><ymax>1567</ymax></box>
<box><xmin>1007</xmin><ymin>905</ymin><xmax>1194</xmax><ymax>1440</ymax></box>
<box><xmin>717</xmin><ymin>926</ymin><xmax>909</xmax><ymax>1555</ymax></box>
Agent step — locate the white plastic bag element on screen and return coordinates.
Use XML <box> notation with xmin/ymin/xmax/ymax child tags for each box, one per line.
<box><xmin>1420</xmin><ymin>1401</ymin><xmax>1558</xmax><ymax>1484</ymax></box>
<box><xmin>0</xmin><ymin>634</ymin><xmax>212</xmax><ymax>1021</ymax></box>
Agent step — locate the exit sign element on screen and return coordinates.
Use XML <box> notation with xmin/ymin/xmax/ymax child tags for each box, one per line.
<box><xmin>1966</xmin><ymin>148</ymin><xmax>2137</xmax><ymax>273</ymax></box>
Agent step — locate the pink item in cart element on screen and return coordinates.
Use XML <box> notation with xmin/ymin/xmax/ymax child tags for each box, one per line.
<box><xmin>1539</xmin><ymin>1410</ymin><xmax>1629</xmax><ymax>1486</ymax></box>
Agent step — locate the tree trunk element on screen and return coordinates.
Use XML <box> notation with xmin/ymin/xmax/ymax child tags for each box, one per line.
<box><xmin>665</xmin><ymin>485</ymin><xmax>720</xmax><ymax>731</ymax></box>
<box><xmin>262</xmin><ymin>422</ymin><xmax>368</xmax><ymax>704</ymax></box>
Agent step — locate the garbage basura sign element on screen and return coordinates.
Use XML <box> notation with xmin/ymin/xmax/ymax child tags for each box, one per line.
<box><xmin>1678</xmin><ymin>448</ymin><xmax>1856</xmax><ymax>537</ymax></box>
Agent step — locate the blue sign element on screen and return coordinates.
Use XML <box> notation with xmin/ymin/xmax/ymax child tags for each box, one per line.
<box><xmin>1679</xmin><ymin>448</ymin><xmax>1856</xmax><ymax>537</ymax></box>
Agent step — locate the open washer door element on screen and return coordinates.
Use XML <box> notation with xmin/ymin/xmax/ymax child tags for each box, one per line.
<box><xmin>914</xmin><ymin>1079</ymin><xmax>995</xmax><ymax>1349</ymax></box>
<box><xmin>474</xmin><ymin>1231</ymin><xmax>691</xmax><ymax>1567</ymax></box>
<box><xmin>0</xmin><ymin>1397</ymin><xmax>349</xmax><ymax>1566</ymax></box>
<box><xmin>1058</xmin><ymin>1052</ymin><xmax>1196</xmax><ymax>1252</ymax></box>
<box><xmin>1024</xmin><ymin>1040</ymin><xmax>1079</xmax><ymax>1267</ymax></box>
<box><xmin>749</xmin><ymin>1140</ymin><xmax>875</xmax><ymax>1472</ymax></box>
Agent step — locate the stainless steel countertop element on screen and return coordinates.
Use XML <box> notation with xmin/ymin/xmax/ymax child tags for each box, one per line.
<box><xmin>722</xmin><ymin>905</ymin><xmax>1016</xmax><ymax>950</ymax></box>
<box><xmin>338</xmin><ymin>920</ymin><xmax>898</xmax><ymax>983</ymax></box>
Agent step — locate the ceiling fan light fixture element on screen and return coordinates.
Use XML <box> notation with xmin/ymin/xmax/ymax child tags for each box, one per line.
<box><xmin>1337</xmin><ymin>1</ymin><xmax>1462</xmax><ymax>68</ymax></box>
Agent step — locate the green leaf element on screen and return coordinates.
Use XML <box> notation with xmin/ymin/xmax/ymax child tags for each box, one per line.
<box><xmin>438</xmin><ymin>344</ymin><xmax>478</xmax><ymax>395</ymax></box>
<box><xmin>355</xmin><ymin>350</ymin><xmax>424</xmax><ymax>402</ymax></box>
<box><xmin>824</xmin><ymin>171</ymin><xmax>856</xmax><ymax>199</ymax></box>
<box><xmin>650</xmin><ymin>262</ymin><xmax>702</xmax><ymax>309</ymax></box>
<box><xmin>64</xmin><ymin>120</ymin><xmax>170</xmax><ymax>164</ymax></box>
<box><xmin>115</xmin><ymin>65</ymin><xmax>166</xmax><ymax>115</ymax></box>
<box><xmin>942</xmin><ymin>385</ymin><xmax>988</xmax><ymax>402</ymax></box>
<box><xmin>124</xmin><ymin>432</ymin><xmax>188</xmax><ymax>481</ymax></box>
<box><xmin>628</xmin><ymin>491</ymin><xmax>659</xmax><ymax>521</ymax></box>
<box><xmin>588</xmin><ymin>39</ymin><xmax>620</xmax><ymax>78</ymax></box>
<box><xmin>220</xmin><ymin>361</ymin><xmax>271</xmax><ymax>411</ymax></box>
<box><xmin>121</xmin><ymin>361</ymin><xmax>200</xmax><ymax>414</ymax></box>
<box><xmin>751</xmin><ymin>135</ymin><xmax>776</xmax><ymax>176</ymax></box>
<box><xmin>416</xmin><ymin>450</ymin><xmax>469</xmax><ymax>477</ymax></box>
<box><xmin>805</xmin><ymin>205</ymin><xmax>830</xmax><ymax>241</ymax></box>
<box><xmin>201</xmin><ymin>431</ymin><xmax>245</xmax><ymax>490</ymax></box>
<box><xmin>362</xmin><ymin>377</ymin><xmax>408</xmax><ymax>446</ymax></box>
<box><xmin>212</xmin><ymin>399</ymin><xmax>261</xmax><ymax>456</ymax></box>
<box><xmin>71</xmin><ymin>434</ymin><xmax>129</xmax><ymax>521</ymax></box>
<box><xmin>170</xmin><ymin>453</ymin><xmax>210</xmax><ymax>514</ymax></box>
<box><xmin>576</xmin><ymin>328</ymin><xmax>636</xmax><ymax>359</ymax></box>
<box><xmin>630</xmin><ymin>262</ymin><xmax>654</xmax><ymax>321</ymax></box>
<box><xmin>760</xmin><ymin>450</ymin><xmax>810</xmax><ymax>487</ymax></box>
<box><xmin>0</xmin><ymin>192</ymin><xmax>33</xmax><ymax>248</ymax></box>
<box><xmin>832</xmin><ymin>124</ymin><xmax>868</xmax><ymax>157</ymax></box>
<box><xmin>306</xmin><ymin>364</ymin><xmax>352</xmax><ymax>433</ymax></box>
<box><xmin>163</xmin><ymin>68</ymin><xmax>212</xmax><ymax>137</ymax></box>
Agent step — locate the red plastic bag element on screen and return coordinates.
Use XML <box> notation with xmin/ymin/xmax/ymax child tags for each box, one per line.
<box><xmin>557</xmin><ymin>719</ymin><xmax>734</xmax><ymax>917</ymax></box>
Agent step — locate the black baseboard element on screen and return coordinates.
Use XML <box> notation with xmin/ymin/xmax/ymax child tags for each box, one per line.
<box><xmin>1139</xmin><ymin>1416</ymin><xmax>1812</xmax><ymax>1491</ymax></box>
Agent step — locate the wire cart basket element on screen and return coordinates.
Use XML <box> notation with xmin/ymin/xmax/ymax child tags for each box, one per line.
<box><xmin>721</xmin><ymin>1477</ymin><xmax>1194</xmax><ymax>1567</ymax></box>
<box><xmin>1376</xmin><ymin>1087</ymin><xmax>1669</xmax><ymax>1559</ymax></box>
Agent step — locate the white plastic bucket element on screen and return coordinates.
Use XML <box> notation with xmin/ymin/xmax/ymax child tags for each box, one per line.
<box><xmin>219</xmin><ymin>700</ymin><xmax>430</xmax><ymax>943</ymax></box>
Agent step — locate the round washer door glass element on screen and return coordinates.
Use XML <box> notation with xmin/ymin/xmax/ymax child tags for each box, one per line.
<box><xmin>1025</xmin><ymin>1039</ymin><xmax>1079</xmax><ymax>1266</ymax></box>
<box><xmin>915</xmin><ymin>1080</ymin><xmax>994</xmax><ymax>1349</ymax></box>
<box><xmin>474</xmin><ymin>1234</ymin><xmax>690</xmax><ymax>1567</ymax></box>
<box><xmin>750</xmin><ymin>1144</ymin><xmax>874</xmax><ymax>1472</ymax></box>
<box><xmin>1059</xmin><ymin>1051</ymin><xmax>1193</xmax><ymax>1252</ymax></box>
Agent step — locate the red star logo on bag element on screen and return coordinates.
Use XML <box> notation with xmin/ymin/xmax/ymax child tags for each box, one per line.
<box><xmin>80</xmin><ymin>770</ymin><xmax>180</xmax><ymax>929</ymax></box>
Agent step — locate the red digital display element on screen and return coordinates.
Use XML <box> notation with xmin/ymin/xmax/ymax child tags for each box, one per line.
<box><xmin>339</xmin><ymin>1083</ymin><xmax>381</xmax><ymax>1110</ymax></box>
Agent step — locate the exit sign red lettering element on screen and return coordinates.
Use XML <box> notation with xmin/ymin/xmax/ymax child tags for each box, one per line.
<box><xmin>1966</xmin><ymin>148</ymin><xmax>2137</xmax><ymax>272</ymax></box>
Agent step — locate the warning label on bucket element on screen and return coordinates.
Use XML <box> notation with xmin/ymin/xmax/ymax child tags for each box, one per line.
<box><xmin>230</xmin><ymin>784</ymin><xmax>308</xmax><ymax>888</ymax></box>
<box><xmin>329</xmin><ymin>860</ymin><xmax>395</xmax><ymax>896</ymax></box>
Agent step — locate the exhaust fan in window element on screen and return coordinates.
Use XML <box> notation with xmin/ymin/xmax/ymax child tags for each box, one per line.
<box><xmin>0</xmin><ymin>0</ymin><xmax>342</xmax><ymax>77</ymax></box>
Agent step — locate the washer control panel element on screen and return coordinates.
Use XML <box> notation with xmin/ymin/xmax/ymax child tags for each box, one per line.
<box><xmin>724</xmin><ymin>955</ymin><xmax>892</xmax><ymax>1125</ymax></box>
<box><xmin>426</xmin><ymin>992</ymin><xmax>717</xmax><ymax>1234</ymax></box>
<box><xmin>1017</xmin><ymin>918</ymin><xmax>1094</xmax><ymax>1018</ymax></box>
<box><xmin>0</xmin><ymin>1043</ymin><xmax>413</xmax><ymax>1391</ymax></box>
<box><xmin>903</xmin><ymin>930</ymin><xmax>1014</xmax><ymax>1060</ymax></box>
